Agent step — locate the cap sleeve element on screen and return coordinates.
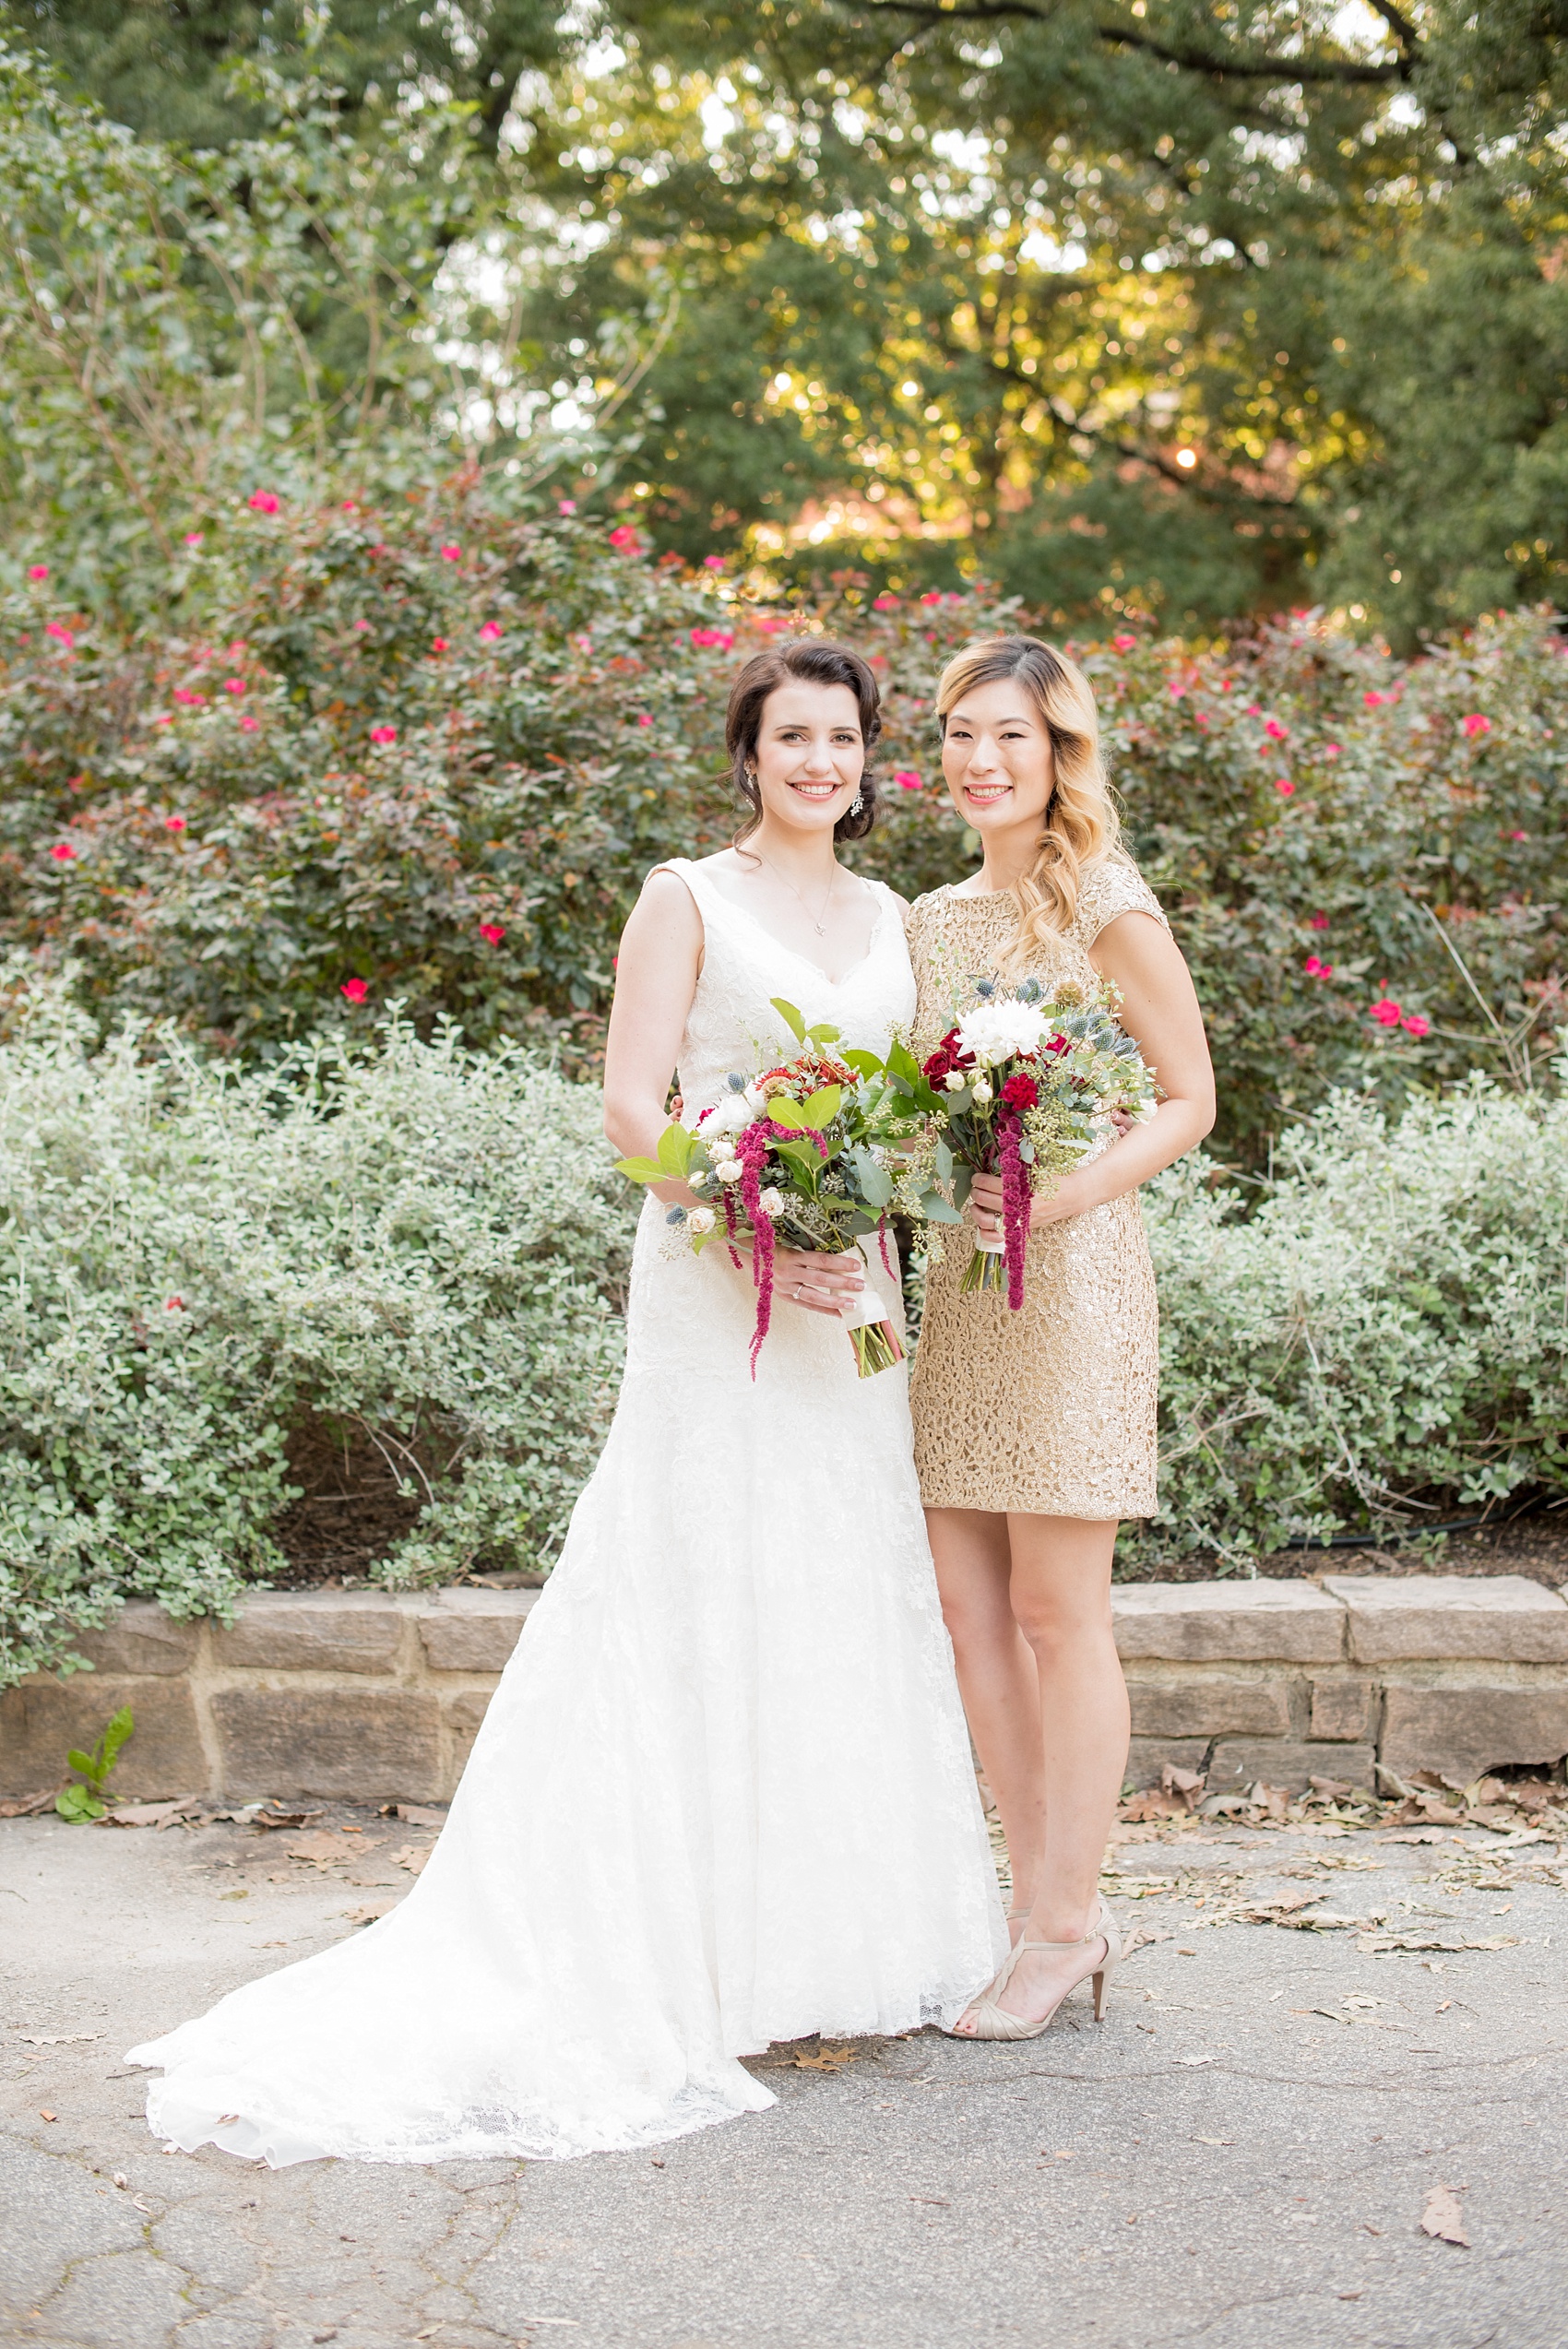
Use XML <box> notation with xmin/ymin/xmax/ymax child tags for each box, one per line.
<box><xmin>1071</xmin><ymin>854</ymin><xmax>1169</xmax><ymax>951</ymax></box>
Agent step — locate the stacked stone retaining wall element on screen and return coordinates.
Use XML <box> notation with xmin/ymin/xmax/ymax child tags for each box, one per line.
<box><xmin>4</xmin><ymin>1575</ymin><xmax>1567</xmax><ymax>1804</ymax></box>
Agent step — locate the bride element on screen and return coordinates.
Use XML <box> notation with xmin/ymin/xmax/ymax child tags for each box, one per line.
<box><xmin>127</xmin><ymin>637</ymin><xmax>1005</xmax><ymax>2165</ymax></box>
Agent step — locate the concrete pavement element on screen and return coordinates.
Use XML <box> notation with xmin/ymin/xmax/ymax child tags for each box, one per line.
<box><xmin>3</xmin><ymin>1808</ymin><xmax>1566</xmax><ymax>2347</ymax></box>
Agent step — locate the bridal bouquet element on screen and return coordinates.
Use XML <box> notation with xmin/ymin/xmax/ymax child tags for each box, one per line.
<box><xmin>912</xmin><ymin>978</ymin><xmax>1158</xmax><ymax>1308</ymax></box>
<box><xmin>615</xmin><ymin>1000</ymin><xmax>918</xmax><ymax>1378</ymax></box>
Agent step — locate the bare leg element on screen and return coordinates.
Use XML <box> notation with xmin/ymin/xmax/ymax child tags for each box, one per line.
<box><xmin>925</xmin><ymin>1506</ymin><xmax>1046</xmax><ymax>1930</ymax></box>
<box><xmin>951</xmin><ymin>1514</ymin><xmax>1129</xmax><ymax>2033</ymax></box>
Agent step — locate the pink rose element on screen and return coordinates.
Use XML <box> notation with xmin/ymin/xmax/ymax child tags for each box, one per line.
<box><xmin>690</xmin><ymin>627</ymin><xmax>735</xmax><ymax>649</ymax></box>
<box><xmin>1309</xmin><ymin>912</ymin><xmax>1329</xmax><ymax>931</ymax></box>
<box><xmin>239</xmin><ymin>715</ymin><xmax>259</xmax><ymax>731</ymax></box>
<box><xmin>479</xmin><ymin>621</ymin><xmax>503</xmax><ymax>641</ymax></box>
<box><xmin>894</xmin><ymin>769</ymin><xmax>923</xmax><ymax>791</ymax></box>
<box><xmin>920</xmin><ymin>591</ymin><xmax>943</xmax><ymax>607</ymax></box>
<box><xmin>173</xmin><ymin>689</ymin><xmax>205</xmax><ymax>706</ymax></box>
<box><xmin>432</xmin><ymin>638</ymin><xmax>448</xmax><ymax>653</ymax></box>
<box><xmin>165</xmin><ymin>1296</ymin><xmax>184</xmax><ymax>1312</ymax></box>
<box><xmin>705</xmin><ymin>555</ymin><xmax>728</xmax><ymax>571</ymax></box>
<box><xmin>165</xmin><ymin>814</ymin><xmax>186</xmax><ymax>833</ymax></box>
<box><xmin>27</xmin><ymin>564</ymin><xmax>47</xmax><ymax>580</ymax></box>
<box><xmin>608</xmin><ymin>525</ymin><xmax>640</xmax><ymax>551</ymax></box>
<box><xmin>873</xmin><ymin>592</ymin><xmax>899</xmax><ymax>610</ymax></box>
<box><xmin>50</xmin><ymin>842</ymin><xmax>75</xmax><ymax>862</ymax></box>
<box><xmin>1275</xmin><ymin>777</ymin><xmax>1295</xmax><ymax>797</ymax></box>
<box><xmin>440</xmin><ymin>543</ymin><xmax>461</xmax><ymax>563</ymax></box>
<box><xmin>1112</xmin><ymin>634</ymin><xmax>1136</xmax><ymax>652</ymax></box>
<box><xmin>184</xmin><ymin>533</ymin><xmax>203</xmax><ymax>548</ymax></box>
<box><xmin>634</xmin><ymin>713</ymin><xmax>652</xmax><ymax>727</ymax></box>
<box><xmin>370</xmin><ymin>725</ymin><xmax>398</xmax><ymax>745</ymax></box>
<box><xmin>340</xmin><ymin>978</ymin><xmax>369</xmax><ymax>1003</ymax></box>
<box><xmin>223</xmin><ymin>678</ymin><xmax>245</xmax><ymax>695</ymax></box>
<box><xmin>480</xmin><ymin>922</ymin><xmax>505</xmax><ymax>945</ymax></box>
<box><xmin>1508</xmin><ymin>828</ymin><xmax>1527</xmax><ymax>841</ymax></box>
<box><xmin>352</xmin><ymin>619</ymin><xmax>372</xmax><ymax>633</ymax></box>
<box><xmin>247</xmin><ymin>490</ymin><xmax>279</xmax><ymax>514</ymax></box>
<box><xmin>1401</xmin><ymin>1014</ymin><xmax>1430</xmax><ymax>1038</ymax></box>
<box><xmin>1323</xmin><ymin>742</ymin><xmax>1341</xmax><ymax>757</ymax></box>
<box><xmin>1462</xmin><ymin>713</ymin><xmax>1491</xmax><ymax>738</ymax></box>
<box><xmin>46</xmin><ymin>622</ymin><xmax>74</xmax><ymax>647</ymax></box>
<box><xmin>558</xmin><ymin>499</ymin><xmax>577</xmax><ymax>515</ymax></box>
<box><xmin>1264</xmin><ymin>718</ymin><xmax>1288</xmax><ymax>741</ymax></box>
<box><xmin>1364</xmin><ymin>691</ymin><xmax>1384</xmax><ymax>707</ymax></box>
<box><xmin>1302</xmin><ymin>955</ymin><xmax>1333</xmax><ymax>978</ymax></box>
<box><xmin>1369</xmin><ymin>997</ymin><xmax>1402</xmax><ymax>1026</ymax></box>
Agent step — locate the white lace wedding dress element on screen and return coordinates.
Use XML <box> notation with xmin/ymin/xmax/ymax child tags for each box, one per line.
<box><xmin>128</xmin><ymin>858</ymin><xmax>1005</xmax><ymax>2165</ymax></box>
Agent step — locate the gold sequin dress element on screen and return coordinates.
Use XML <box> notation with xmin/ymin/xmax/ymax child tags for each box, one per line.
<box><xmin>905</xmin><ymin>855</ymin><xmax>1169</xmax><ymax>1520</ymax></box>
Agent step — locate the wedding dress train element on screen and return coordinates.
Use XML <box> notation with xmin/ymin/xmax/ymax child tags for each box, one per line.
<box><xmin>128</xmin><ymin>858</ymin><xmax>1004</xmax><ymax>2164</ymax></box>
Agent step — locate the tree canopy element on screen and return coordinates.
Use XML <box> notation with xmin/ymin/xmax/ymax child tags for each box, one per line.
<box><xmin>5</xmin><ymin>3</ymin><xmax>1568</xmax><ymax>635</ymax></box>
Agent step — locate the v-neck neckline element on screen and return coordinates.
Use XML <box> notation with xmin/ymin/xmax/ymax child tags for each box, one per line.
<box><xmin>692</xmin><ymin>866</ymin><xmax>890</xmax><ymax>988</ymax></box>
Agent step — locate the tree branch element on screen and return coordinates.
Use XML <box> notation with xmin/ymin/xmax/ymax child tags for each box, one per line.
<box><xmin>854</xmin><ymin>2</ymin><xmax>1407</xmax><ymax>86</ymax></box>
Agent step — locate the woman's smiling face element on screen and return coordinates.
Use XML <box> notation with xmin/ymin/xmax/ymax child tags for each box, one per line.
<box><xmin>940</xmin><ymin>677</ymin><xmax>1055</xmax><ymax>839</ymax></box>
<box><xmin>752</xmin><ymin>680</ymin><xmax>865</xmax><ymax>835</ymax></box>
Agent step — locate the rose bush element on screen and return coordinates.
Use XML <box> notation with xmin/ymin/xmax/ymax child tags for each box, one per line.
<box><xmin>2</xmin><ymin>492</ymin><xmax>1562</xmax><ymax>1159</ymax></box>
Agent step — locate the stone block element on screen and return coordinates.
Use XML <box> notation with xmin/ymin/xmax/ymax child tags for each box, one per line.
<box><xmin>1310</xmin><ymin>1679</ymin><xmax>1377</xmax><ymax>1742</ymax></box>
<box><xmin>0</xmin><ymin>1676</ymin><xmax>207</xmax><ymax>1799</ymax></box>
<box><xmin>442</xmin><ymin>1689</ymin><xmax>495</xmax><ymax>1788</ymax></box>
<box><xmin>1123</xmin><ymin>1738</ymin><xmax>1210</xmax><ymax>1791</ymax></box>
<box><xmin>210</xmin><ymin>1688</ymin><xmax>442</xmax><ymax>1802</ymax></box>
<box><xmin>74</xmin><ymin>1603</ymin><xmax>199</xmax><ymax>1679</ymax></box>
<box><xmin>1380</xmin><ymin>1684</ymin><xmax>1568</xmax><ymax>1784</ymax></box>
<box><xmin>208</xmin><ymin>1593</ymin><xmax>406</xmax><ymax>1676</ymax></box>
<box><xmin>416</xmin><ymin>1590</ymin><xmax>539</xmax><ymax>1675</ymax></box>
<box><xmin>1322</xmin><ymin>1574</ymin><xmax>1568</xmax><ymax>1664</ymax></box>
<box><xmin>1112</xmin><ymin>1580</ymin><xmax>1345</xmax><ymax>1663</ymax></box>
<box><xmin>1206</xmin><ymin>1738</ymin><xmax>1375</xmax><ymax>1796</ymax></box>
<box><xmin>1125</xmin><ymin>1676</ymin><xmax>1290</xmax><ymax>1740</ymax></box>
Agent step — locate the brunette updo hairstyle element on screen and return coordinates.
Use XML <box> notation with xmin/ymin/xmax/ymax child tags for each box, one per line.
<box><xmin>724</xmin><ymin>639</ymin><xmax>882</xmax><ymax>847</ymax></box>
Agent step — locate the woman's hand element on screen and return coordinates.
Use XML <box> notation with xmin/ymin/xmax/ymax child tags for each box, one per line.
<box><xmin>769</xmin><ymin>1245</ymin><xmax>867</xmax><ymax>1320</ymax></box>
<box><xmin>969</xmin><ymin>1166</ymin><xmax>1096</xmax><ymax>1240</ymax></box>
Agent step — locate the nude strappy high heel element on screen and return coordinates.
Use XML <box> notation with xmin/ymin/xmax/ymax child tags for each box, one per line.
<box><xmin>948</xmin><ymin>1896</ymin><xmax>1122</xmax><ymax>2041</ymax></box>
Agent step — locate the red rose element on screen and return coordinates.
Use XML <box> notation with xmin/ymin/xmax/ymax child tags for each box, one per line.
<box><xmin>1000</xmin><ymin>1073</ymin><xmax>1039</xmax><ymax>1110</ymax></box>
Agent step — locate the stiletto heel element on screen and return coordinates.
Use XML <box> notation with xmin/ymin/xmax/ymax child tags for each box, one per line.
<box><xmin>948</xmin><ymin>1897</ymin><xmax>1122</xmax><ymax>2041</ymax></box>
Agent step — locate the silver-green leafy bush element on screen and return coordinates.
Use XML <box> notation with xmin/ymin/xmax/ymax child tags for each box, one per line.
<box><xmin>0</xmin><ymin>969</ymin><xmax>635</xmax><ymax>1687</ymax></box>
<box><xmin>1139</xmin><ymin>1073</ymin><xmax>1568</xmax><ymax>1567</ymax></box>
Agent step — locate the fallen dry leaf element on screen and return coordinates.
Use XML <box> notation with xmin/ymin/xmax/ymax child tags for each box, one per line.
<box><xmin>386</xmin><ymin>1803</ymin><xmax>448</xmax><ymax>1829</ymax></box>
<box><xmin>286</xmin><ymin>1831</ymin><xmax>362</xmax><ymax>1867</ymax></box>
<box><xmin>790</xmin><ymin>2043</ymin><xmax>861</xmax><ymax>2071</ymax></box>
<box><xmin>390</xmin><ymin>1845</ymin><xmax>429</xmax><ymax>1875</ymax></box>
<box><xmin>1420</xmin><ymin>2185</ymin><xmax>1469</xmax><ymax>2247</ymax></box>
<box><xmin>341</xmin><ymin>1900</ymin><xmax>398</xmax><ymax>1927</ymax></box>
<box><xmin>0</xmin><ymin>1790</ymin><xmax>58</xmax><ymax>1818</ymax></box>
<box><xmin>38</xmin><ymin>2109</ymin><xmax>56</xmax><ymax>2122</ymax></box>
<box><xmin>101</xmin><ymin>1797</ymin><xmax>203</xmax><ymax>1829</ymax></box>
<box><xmin>250</xmin><ymin>1808</ymin><xmax>322</xmax><ymax>1833</ymax></box>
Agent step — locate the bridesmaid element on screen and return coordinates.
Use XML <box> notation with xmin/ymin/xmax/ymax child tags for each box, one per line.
<box><xmin>904</xmin><ymin>634</ymin><xmax>1216</xmax><ymax>2039</ymax></box>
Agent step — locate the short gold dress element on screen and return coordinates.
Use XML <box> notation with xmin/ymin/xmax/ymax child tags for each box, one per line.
<box><xmin>905</xmin><ymin>854</ymin><xmax>1169</xmax><ymax>1521</ymax></box>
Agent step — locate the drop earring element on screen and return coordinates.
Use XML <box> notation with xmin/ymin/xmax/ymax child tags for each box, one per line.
<box><xmin>849</xmin><ymin>791</ymin><xmax>864</xmax><ymax>814</ymax></box>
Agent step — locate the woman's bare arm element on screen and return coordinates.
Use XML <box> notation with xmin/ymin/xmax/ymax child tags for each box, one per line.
<box><xmin>970</xmin><ymin>910</ymin><xmax>1216</xmax><ymax>1233</ymax></box>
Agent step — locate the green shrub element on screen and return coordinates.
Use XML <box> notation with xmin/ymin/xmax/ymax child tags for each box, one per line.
<box><xmin>0</xmin><ymin>970</ymin><xmax>636</xmax><ymax>1688</ymax></box>
<box><xmin>1137</xmin><ymin>1072</ymin><xmax>1568</xmax><ymax>1568</ymax></box>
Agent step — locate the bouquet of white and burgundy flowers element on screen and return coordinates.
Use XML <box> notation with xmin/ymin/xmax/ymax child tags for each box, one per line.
<box><xmin>911</xmin><ymin>977</ymin><xmax>1158</xmax><ymax>1307</ymax></box>
<box><xmin>615</xmin><ymin>999</ymin><xmax>917</xmax><ymax>1377</ymax></box>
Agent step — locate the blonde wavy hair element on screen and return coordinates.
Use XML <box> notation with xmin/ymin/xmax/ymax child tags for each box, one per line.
<box><xmin>936</xmin><ymin>634</ymin><xmax>1119</xmax><ymax>973</ymax></box>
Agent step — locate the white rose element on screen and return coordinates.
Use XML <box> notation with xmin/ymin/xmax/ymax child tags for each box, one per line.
<box><xmin>688</xmin><ymin>1169</ymin><xmax>708</xmax><ymax>1189</ymax></box>
<box><xmin>688</xmin><ymin>1206</ymin><xmax>716</xmax><ymax>1234</ymax></box>
<box><xmin>742</xmin><ymin>1083</ymin><xmax>768</xmax><ymax>1111</ymax></box>
<box><xmin>704</xmin><ymin>1094</ymin><xmax>754</xmax><ymax>1136</ymax></box>
<box><xmin>956</xmin><ymin>1001</ymin><xmax>1048</xmax><ymax>1064</ymax></box>
<box><xmin>971</xmin><ymin>1077</ymin><xmax>993</xmax><ymax>1104</ymax></box>
<box><xmin>757</xmin><ymin>1186</ymin><xmax>785</xmax><ymax>1217</ymax></box>
<box><xmin>716</xmin><ymin>1158</ymin><xmax>743</xmax><ymax>1182</ymax></box>
<box><xmin>944</xmin><ymin>1069</ymin><xmax>968</xmax><ymax>1094</ymax></box>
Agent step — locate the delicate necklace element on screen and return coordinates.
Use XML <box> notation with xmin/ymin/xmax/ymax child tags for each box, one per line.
<box><xmin>758</xmin><ymin>853</ymin><xmax>839</xmax><ymax>938</ymax></box>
